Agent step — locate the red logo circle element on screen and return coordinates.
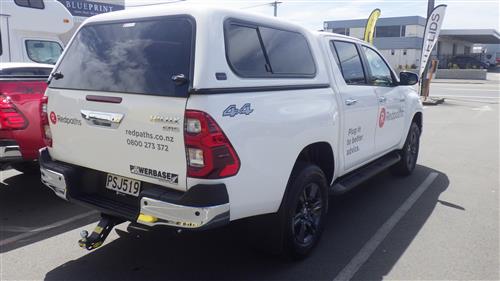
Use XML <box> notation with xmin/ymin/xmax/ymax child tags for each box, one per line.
<box><xmin>49</xmin><ymin>112</ymin><xmax>57</xmax><ymax>124</ymax></box>
<box><xmin>378</xmin><ymin>108</ymin><xmax>386</xmax><ymax>128</ymax></box>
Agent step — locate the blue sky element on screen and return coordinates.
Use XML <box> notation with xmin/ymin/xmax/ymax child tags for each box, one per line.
<box><xmin>126</xmin><ymin>0</ymin><xmax>500</xmax><ymax>31</ymax></box>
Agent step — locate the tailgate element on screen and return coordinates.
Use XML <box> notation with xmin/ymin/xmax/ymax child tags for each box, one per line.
<box><xmin>46</xmin><ymin>16</ymin><xmax>195</xmax><ymax>191</ymax></box>
<box><xmin>46</xmin><ymin>88</ymin><xmax>187</xmax><ymax>190</ymax></box>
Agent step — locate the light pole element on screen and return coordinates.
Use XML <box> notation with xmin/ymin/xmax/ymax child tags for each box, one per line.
<box><xmin>427</xmin><ymin>0</ymin><xmax>435</xmax><ymax>18</ymax></box>
<box><xmin>271</xmin><ymin>1</ymin><xmax>282</xmax><ymax>17</ymax></box>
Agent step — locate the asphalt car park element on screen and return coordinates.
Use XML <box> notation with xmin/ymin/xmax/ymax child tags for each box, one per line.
<box><xmin>0</xmin><ymin>77</ymin><xmax>499</xmax><ymax>280</ymax></box>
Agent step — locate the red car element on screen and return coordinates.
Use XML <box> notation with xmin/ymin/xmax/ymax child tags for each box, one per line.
<box><xmin>0</xmin><ymin>63</ymin><xmax>52</xmax><ymax>173</ymax></box>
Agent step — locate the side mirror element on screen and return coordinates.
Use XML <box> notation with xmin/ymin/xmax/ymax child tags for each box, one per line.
<box><xmin>399</xmin><ymin>71</ymin><xmax>419</xmax><ymax>86</ymax></box>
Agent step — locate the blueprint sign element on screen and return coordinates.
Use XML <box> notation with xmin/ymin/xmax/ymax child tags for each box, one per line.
<box><xmin>57</xmin><ymin>0</ymin><xmax>124</xmax><ymax>17</ymax></box>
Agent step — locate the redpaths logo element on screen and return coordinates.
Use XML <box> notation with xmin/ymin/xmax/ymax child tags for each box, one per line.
<box><xmin>50</xmin><ymin>112</ymin><xmax>57</xmax><ymax>124</ymax></box>
<box><xmin>379</xmin><ymin>108</ymin><xmax>386</xmax><ymax>128</ymax></box>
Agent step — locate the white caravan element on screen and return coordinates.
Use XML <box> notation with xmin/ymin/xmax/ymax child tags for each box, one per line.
<box><xmin>0</xmin><ymin>0</ymin><xmax>74</xmax><ymax>64</ymax></box>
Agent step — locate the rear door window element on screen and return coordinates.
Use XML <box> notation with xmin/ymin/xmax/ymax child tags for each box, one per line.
<box><xmin>50</xmin><ymin>17</ymin><xmax>194</xmax><ymax>97</ymax></box>
<box><xmin>332</xmin><ymin>41</ymin><xmax>366</xmax><ymax>85</ymax></box>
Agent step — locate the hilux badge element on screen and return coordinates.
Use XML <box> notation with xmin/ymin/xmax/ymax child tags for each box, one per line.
<box><xmin>150</xmin><ymin>115</ymin><xmax>181</xmax><ymax>124</ymax></box>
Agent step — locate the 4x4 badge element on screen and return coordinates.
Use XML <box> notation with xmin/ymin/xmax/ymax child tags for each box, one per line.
<box><xmin>223</xmin><ymin>103</ymin><xmax>254</xmax><ymax>117</ymax></box>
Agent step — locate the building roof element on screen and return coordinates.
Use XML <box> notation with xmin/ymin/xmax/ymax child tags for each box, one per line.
<box><xmin>325</xmin><ymin>16</ymin><xmax>426</xmax><ymax>29</ymax></box>
<box><xmin>440</xmin><ymin>29</ymin><xmax>500</xmax><ymax>44</ymax></box>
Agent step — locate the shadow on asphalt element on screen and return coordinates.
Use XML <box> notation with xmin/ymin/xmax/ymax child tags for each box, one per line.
<box><xmin>0</xmin><ymin>169</ymin><xmax>97</xmax><ymax>253</ymax></box>
<box><xmin>44</xmin><ymin>165</ymin><xmax>449</xmax><ymax>281</ymax></box>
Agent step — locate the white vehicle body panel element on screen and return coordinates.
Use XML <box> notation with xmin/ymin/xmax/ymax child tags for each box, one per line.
<box><xmin>186</xmin><ymin>89</ymin><xmax>339</xmax><ymax>220</ymax></box>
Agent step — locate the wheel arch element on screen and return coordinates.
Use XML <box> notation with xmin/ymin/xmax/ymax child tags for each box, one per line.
<box><xmin>412</xmin><ymin>111</ymin><xmax>423</xmax><ymax>133</ymax></box>
<box><xmin>277</xmin><ymin>141</ymin><xmax>335</xmax><ymax>214</ymax></box>
<box><xmin>283</xmin><ymin>142</ymin><xmax>335</xmax><ymax>200</ymax></box>
<box><xmin>293</xmin><ymin>142</ymin><xmax>335</xmax><ymax>184</ymax></box>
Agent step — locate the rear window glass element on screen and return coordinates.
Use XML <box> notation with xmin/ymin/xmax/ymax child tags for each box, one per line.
<box><xmin>0</xmin><ymin>67</ymin><xmax>52</xmax><ymax>78</ymax></box>
<box><xmin>50</xmin><ymin>17</ymin><xmax>194</xmax><ymax>97</ymax></box>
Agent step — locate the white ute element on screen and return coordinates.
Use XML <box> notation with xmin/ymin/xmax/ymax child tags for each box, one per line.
<box><xmin>40</xmin><ymin>5</ymin><xmax>423</xmax><ymax>258</ymax></box>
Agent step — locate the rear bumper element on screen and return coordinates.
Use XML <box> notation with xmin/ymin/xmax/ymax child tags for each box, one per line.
<box><xmin>0</xmin><ymin>140</ymin><xmax>23</xmax><ymax>162</ymax></box>
<box><xmin>39</xmin><ymin>148</ymin><xmax>230</xmax><ymax>230</ymax></box>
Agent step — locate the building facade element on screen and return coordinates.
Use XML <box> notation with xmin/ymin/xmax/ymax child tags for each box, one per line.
<box><xmin>324</xmin><ymin>16</ymin><xmax>426</xmax><ymax>70</ymax></box>
<box><xmin>324</xmin><ymin>16</ymin><xmax>500</xmax><ymax>70</ymax></box>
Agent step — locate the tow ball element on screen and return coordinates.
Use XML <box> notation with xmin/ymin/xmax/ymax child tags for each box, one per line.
<box><xmin>78</xmin><ymin>214</ymin><xmax>124</xmax><ymax>250</ymax></box>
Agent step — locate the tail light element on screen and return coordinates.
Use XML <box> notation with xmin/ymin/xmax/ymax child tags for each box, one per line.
<box><xmin>184</xmin><ymin>110</ymin><xmax>240</xmax><ymax>179</ymax></box>
<box><xmin>0</xmin><ymin>95</ymin><xmax>28</xmax><ymax>130</ymax></box>
<box><xmin>40</xmin><ymin>96</ymin><xmax>52</xmax><ymax>147</ymax></box>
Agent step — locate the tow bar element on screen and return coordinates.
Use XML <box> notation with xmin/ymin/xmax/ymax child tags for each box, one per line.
<box><xmin>78</xmin><ymin>214</ymin><xmax>124</xmax><ymax>250</ymax></box>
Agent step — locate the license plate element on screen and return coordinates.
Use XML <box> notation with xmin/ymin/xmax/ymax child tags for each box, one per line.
<box><xmin>105</xmin><ymin>174</ymin><xmax>141</xmax><ymax>197</ymax></box>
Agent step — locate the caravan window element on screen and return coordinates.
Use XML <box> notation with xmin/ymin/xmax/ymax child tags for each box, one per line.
<box><xmin>14</xmin><ymin>0</ymin><xmax>44</xmax><ymax>9</ymax></box>
<box><xmin>25</xmin><ymin>40</ymin><xmax>63</xmax><ymax>64</ymax></box>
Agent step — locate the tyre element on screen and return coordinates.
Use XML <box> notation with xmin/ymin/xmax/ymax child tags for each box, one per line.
<box><xmin>278</xmin><ymin>162</ymin><xmax>329</xmax><ymax>259</ymax></box>
<box><xmin>392</xmin><ymin>122</ymin><xmax>420</xmax><ymax>176</ymax></box>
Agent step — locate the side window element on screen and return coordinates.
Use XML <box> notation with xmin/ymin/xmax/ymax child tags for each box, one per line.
<box><xmin>14</xmin><ymin>0</ymin><xmax>44</xmax><ymax>9</ymax></box>
<box><xmin>14</xmin><ymin>0</ymin><xmax>29</xmax><ymax>7</ymax></box>
<box><xmin>25</xmin><ymin>40</ymin><xmax>63</xmax><ymax>64</ymax></box>
<box><xmin>225</xmin><ymin>21</ymin><xmax>316</xmax><ymax>78</ymax></box>
<box><xmin>0</xmin><ymin>31</ymin><xmax>2</xmax><ymax>56</ymax></box>
<box><xmin>328</xmin><ymin>41</ymin><xmax>340</xmax><ymax>67</ymax></box>
<box><xmin>362</xmin><ymin>46</ymin><xmax>394</xmax><ymax>86</ymax></box>
<box><xmin>332</xmin><ymin>41</ymin><xmax>366</xmax><ymax>85</ymax></box>
<box><xmin>259</xmin><ymin>27</ymin><xmax>315</xmax><ymax>75</ymax></box>
<box><xmin>226</xmin><ymin>24</ymin><xmax>269</xmax><ymax>77</ymax></box>
<box><xmin>30</xmin><ymin>0</ymin><xmax>44</xmax><ymax>8</ymax></box>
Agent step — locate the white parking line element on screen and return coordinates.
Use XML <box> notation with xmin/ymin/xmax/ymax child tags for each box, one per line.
<box><xmin>433</xmin><ymin>95</ymin><xmax>500</xmax><ymax>99</ymax></box>
<box><xmin>433</xmin><ymin>87</ymin><xmax>500</xmax><ymax>92</ymax></box>
<box><xmin>0</xmin><ymin>211</ymin><xmax>97</xmax><ymax>248</ymax></box>
<box><xmin>333</xmin><ymin>172</ymin><xmax>439</xmax><ymax>281</ymax></box>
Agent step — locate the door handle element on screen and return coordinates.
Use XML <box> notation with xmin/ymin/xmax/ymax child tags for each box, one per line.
<box><xmin>345</xmin><ymin>99</ymin><xmax>358</xmax><ymax>106</ymax></box>
<box><xmin>81</xmin><ymin>110</ymin><xmax>124</xmax><ymax>129</ymax></box>
<box><xmin>378</xmin><ymin>96</ymin><xmax>387</xmax><ymax>103</ymax></box>
<box><xmin>400</xmin><ymin>97</ymin><xmax>406</xmax><ymax>102</ymax></box>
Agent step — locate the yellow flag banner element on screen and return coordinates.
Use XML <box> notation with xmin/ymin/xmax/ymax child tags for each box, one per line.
<box><xmin>364</xmin><ymin>8</ymin><xmax>381</xmax><ymax>44</ymax></box>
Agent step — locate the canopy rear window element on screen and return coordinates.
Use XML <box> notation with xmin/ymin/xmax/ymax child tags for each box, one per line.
<box><xmin>50</xmin><ymin>17</ymin><xmax>194</xmax><ymax>97</ymax></box>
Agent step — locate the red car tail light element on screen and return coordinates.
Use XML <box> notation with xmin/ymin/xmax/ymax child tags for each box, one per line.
<box><xmin>40</xmin><ymin>96</ymin><xmax>52</xmax><ymax>147</ymax></box>
<box><xmin>184</xmin><ymin>110</ymin><xmax>240</xmax><ymax>179</ymax></box>
<box><xmin>0</xmin><ymin>94</ymin><xmax>28</xmax><ymax>130</ymax></box>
